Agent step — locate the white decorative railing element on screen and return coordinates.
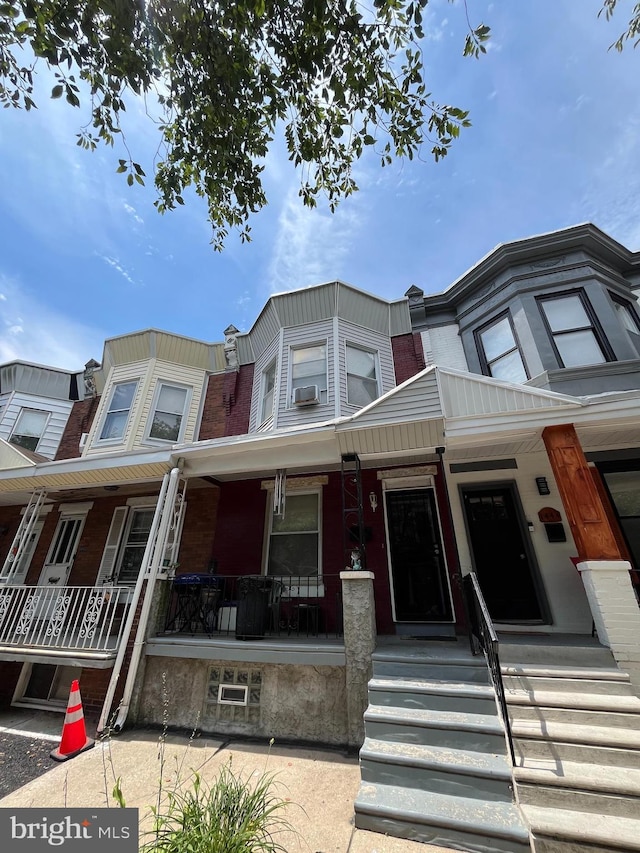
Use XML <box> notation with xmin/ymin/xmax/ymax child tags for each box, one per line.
<box><xmin>0</xmin><ymin>585</ymin><xmax>132</xmax><ymax>654</ymax></box>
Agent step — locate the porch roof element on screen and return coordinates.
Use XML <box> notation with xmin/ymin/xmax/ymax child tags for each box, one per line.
<box><xmin>0</xmin><ymin>444</ymin><xmax>173</xmax><ymax>503</ymax></box>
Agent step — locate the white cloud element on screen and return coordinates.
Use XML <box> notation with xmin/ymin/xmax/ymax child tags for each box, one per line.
<box><xmin>123</xmin><ymin>202</ymin><xmax>144</xmax><ymax>225</ymax></box>
<box><xmin>98</xmin><ymin>254</ymin><xmax>137</xmax><ymax>286</ymax></box>
<box><xmin>267</xmin><ymin>188</ymin><xmax>361</xmax><ymax>293</ymax></box>
<box><xmin>0</xmin><ymin>273</ymin><xmax>103</xmax><ymax>369</ymax></box>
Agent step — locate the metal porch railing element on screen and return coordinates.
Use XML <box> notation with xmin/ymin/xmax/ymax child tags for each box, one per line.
<box><xmin>0</xmin><ymin>585</ymin><xmax>132</xmax><ymax>654</ymax></box>
<box><xmin>463</xmin><ymin>571</ymin><xmax>516</xmax><ymax>765</ymax></box>
<box><xmin>163</xmin><ymin>573</ymin><xmax>343</xmax><ymax>640</ymax></box>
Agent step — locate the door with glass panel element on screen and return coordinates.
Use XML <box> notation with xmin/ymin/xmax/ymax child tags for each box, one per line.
<box><xmin>384</xmin><ymin>487</ymin><xmax>454</xmax><ymax>623</ymax></box>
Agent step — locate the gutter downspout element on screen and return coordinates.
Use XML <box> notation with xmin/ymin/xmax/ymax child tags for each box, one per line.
<box><xmin>97</xmin><ymin>467</ymin><xmax>177</xmax><ymax>733</ymax></box>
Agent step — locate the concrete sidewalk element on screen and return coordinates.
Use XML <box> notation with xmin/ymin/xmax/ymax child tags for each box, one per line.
<box><xmin>0</xmin><ymin>711</ymin><xmax>455</xmax><ymax>853</ymax></box>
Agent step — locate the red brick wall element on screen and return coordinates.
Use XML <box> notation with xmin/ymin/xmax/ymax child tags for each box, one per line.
<box><xmin>225</xmin><ymin>364</ymin><xmax>254</xmax><ymax>436</ymax></box>
<box><xmin>174</xmin><ymin>487</ymin><xmax>220</xmax><ymax>573</ymax></box>
<box><xmin>199</xmin><ymin>374</ymin><xmax>226</xmax><ymax>440</ymax></box>
<box><xmin>55</xmin><ymin>397</ymin><xmax>100</xmax><ymax>460</ymax></box>
<box><xmin>391</xmin><ymin>332</ymin><xmax>426</xmax><ymax>384</ymax></box>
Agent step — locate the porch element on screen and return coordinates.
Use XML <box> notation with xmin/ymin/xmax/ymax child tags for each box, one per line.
<box><xmin>158</xmin><ymin>572</ymin><xmax>344</xmax><ymax>644</ymax></box>
<box><xmin>0</xmin><ymin>584</ymin><xmax>131</xmax><ymax>661</ymax></box>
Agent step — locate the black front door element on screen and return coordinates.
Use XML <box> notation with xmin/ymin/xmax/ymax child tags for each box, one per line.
<box><xmin>385</xmin><ymin>488</ymin><xmax>453</xmax><ymax>623</ymax></box>
<box><xmin>462</xmin><ymin>485</ymin><xmax>544</xmax><ymax>622</ymax></box>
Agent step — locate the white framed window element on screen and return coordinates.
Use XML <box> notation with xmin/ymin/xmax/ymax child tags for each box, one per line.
<box><xmin>146</xmin><ymin>382</ymin><xmax>191</xmax><ymax>443</ymax></box>
<box><xmin>290</xmin><ymin>343</ymin><xmax>327</xmax><ymax>405</ymax></box>
<box><xmin>115</xmin><ymin>506</ymin><xmax>156</xmax><ymax>585</ymax></box>
<box><xmin>9</xmin><ymin>408</ymin><xmax>50</xmax><ymax>452</ymax></box>
<box><xmin>99</xmin><ymin>380</ymin><xmax>138</xmax><ymax>441</ymax></box>
<box><xmin>265</xmin><ymin>490</ymin><xmax>321</xmax><ymax>578</ymax></box>
<box><xmin>346</xmin><ymin>344</ymin><xmax>379</xmax><ymax>406</ymax></box>
<box><xmin>476</xmin><ymin>313</ymin><xmax>528</xmax><ymax>383</ymax></box>
<box><xmin>260</xmin><ymin>362</ymin><xmax>277</xmax><ymax>423</ymax></box>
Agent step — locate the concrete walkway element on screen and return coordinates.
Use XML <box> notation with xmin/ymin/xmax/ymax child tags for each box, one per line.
<box><xmin>0</xmin><ymin>710</ymin><xmax>456</xmax><ymax>853</ymax></box>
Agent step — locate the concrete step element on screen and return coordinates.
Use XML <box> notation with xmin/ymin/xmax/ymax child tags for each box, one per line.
<box><xmin>360</xmin><ymin>737</ymin><xmax>513</xmax><ymax>802</ymax></box>
<box><xmin>509</xmin><ymin>703</ymin><xmax>640</xmax><ymax>730</ymax></box>
<box><xmin>505</xmin><ymin>687</ymin><xmax>640</xmax><ymax>714</ymax></box>
<box><xmin>355</xmin><ymin>782</ymin><xmax>530</xmax><ymax>853</ymax></box>
<box><xmin>503</xmin><ymin>673</ymin><xmax>637</xmax><ymax>697</ymax></box>
<box><xmin>514</xmin><ymin>757</ymin><xmax>640</xmax><ymax>819</ymax></box>
<box><xmin>368</xmin><ymin>677</ymin><xmax>498</xmax><ymax>715</ymax></box>
<box><xmin>512</xmin><ymin>719</ymin><xmax>640</xmax><ymax>768</ymax></box>
<box><xmin>364</xmin><ymin>704</ymin><xmax>508</xmax><ymax>754</ymax></box>
<box><xmin>498</xmin><ymin>638</ymin><xmax>616</xmax><ymax>669</ymax></box>
<box><xmin>522</xmin><ymin>803</ymin><xmax>640</xmax><ymax>852</ymax></box>
<box><xmin>502</xmin><ymin>663</ymin><xmax>630</xmax><ymax>683</ymax></box>
<box><xmin>372</xmin><ymin>657</ymin><xmax>489</xmax><ymax>684</ymax></box>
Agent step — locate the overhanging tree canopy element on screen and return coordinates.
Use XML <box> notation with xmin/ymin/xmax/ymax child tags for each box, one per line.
<box><xmin>1</xmin><ymin>0</ymin><xmax>493</xmax><ymax>247</ymax></box>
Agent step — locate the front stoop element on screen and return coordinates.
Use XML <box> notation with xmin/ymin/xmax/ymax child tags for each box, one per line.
<box><xmin>354</xmin><ymin>643</ymin><xmax>530</xmax><ymax>853</ymax></box>
<box><xmin>501</xmin><ymin>638</ymin><xmax>640</xmax><ymax>853</ymax></box>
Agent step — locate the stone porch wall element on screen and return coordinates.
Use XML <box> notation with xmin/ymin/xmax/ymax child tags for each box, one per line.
<box><xmin>137</xmin><ymin>655</ymin><xmax>349</xmax><ymax>745</ymax></box>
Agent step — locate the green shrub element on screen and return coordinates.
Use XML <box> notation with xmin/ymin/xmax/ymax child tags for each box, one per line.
<box><xmin>140</xmin><ymin>758</ymin><xmax>294</xmax><ymax>853</ymax></box>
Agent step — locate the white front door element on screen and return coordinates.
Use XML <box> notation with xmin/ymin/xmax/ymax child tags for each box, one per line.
<box><xmin>35</xmin><ymin>514</ymin><xmax>85</xmax><ymax>622</ymax></box>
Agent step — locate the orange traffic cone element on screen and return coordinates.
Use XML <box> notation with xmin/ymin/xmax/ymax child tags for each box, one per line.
<box><xmin>50</xmin><ymin>679</ymin><xmax>95</xmax><ymax>762</ymax></box>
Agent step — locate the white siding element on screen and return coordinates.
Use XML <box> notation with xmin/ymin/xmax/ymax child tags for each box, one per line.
<box><xmin>338</xmin><ymin>320</ymin><xmax>395</xmax><ymax>416</ymax></box>
<box><xmin>0</xmin><ymin>392</ymin><xmax>74</xmax><ymax>459</ymax></box>
<box><xmin>133</xmin><ymin>359</ymin><xmax>207</xmax><ymax>446</ymax></box>
<box><xmin>84</xmin><ymin>360</ymin><xmax>148</xmax><ymax>455</ymax></box>
<box><xmin>348</xmin><ymin>370</ymin><xmax>443</xmax><ymax>426</ymax></box>
<box><xmin>421</xmin><ymin>325</ymin><xmax>468</xmax><ymax>371</ymax></box>
<box><xmin>87</xmin><ymin>359</ymin><xmax>208</xmax><ymax>454</ymax></box>
<box><xmin>249</xmin><ymin>334</ymin><xmax>280</xmax><ymax>432</ymax></box>
<box><xmin>277</xmin><ymin>320</ymin><xmax>335</xmax><ymax>430</ymax></box>
<box><xmin>439</xmin><ymin>370</ymin><xmax>579</xmax><ymax>419</ymax></box>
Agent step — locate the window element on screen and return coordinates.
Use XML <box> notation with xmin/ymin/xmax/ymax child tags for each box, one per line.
<box><xmin>538</xmin><ymin>292</ymin><xmax>611</xmax><ymax>367</ymax></box>
<box><xmin>100</xmin><ymin>380</ymin><xmax>138</xmax><ymax>441</ymax></box>
<box><xmin>266</xmin><ymin>491</ymin><xmax>320</xmax><ymax>577</ymax></box>
<box><xmin>476</xmin><ymin>314</ymin><xmax>528</xmax><ymax>382</ymax></box>
<box><xmin>291</xmin><ymin>344</ymin><xmax>327</xmax><ymax>404</ymax></box>
<box><xmin>147</xmin><ymin>383</ymin><xmax>190</xmax><ymax>442</ymax></box>
<box><xmin>611</xmin><ymin>294</ymin><xmax>640</xmax><ymax>352</ymax></box>
<box><xmin>346</xmin><ymin>344</ymin><xmax>379</xmax><ymax>406</ymax></box>
<box><xmin>9</xmin><ymin>409</ymin><xmax>49</xmax><ymax>452</ymax></box>
<box><xmin>260</xmin><ymin>362</ymin><xmax>276</xmax><ymax>423</ymax></box>
<box><xmin>116</xmin><ymin>507</ymin><xmax>155</xmax><ymax>584</ymax></box>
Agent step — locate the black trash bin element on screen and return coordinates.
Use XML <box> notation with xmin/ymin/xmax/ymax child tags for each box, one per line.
<box><xmin>236</xmin><ymin>575</ymin><xmax>274</xmax><ymax>640</ymax></box>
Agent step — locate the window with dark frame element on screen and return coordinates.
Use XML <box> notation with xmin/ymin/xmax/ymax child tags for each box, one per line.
<box><xmin>611</xmin><ymin>293</ymin><xmax>640</xmax><ymax>354</ymax></box>
<box><xmin>537</xmin><ymin>291</ymin><xmax>612</xmax><ymax>368</ymax></box>
<box><xmin>475</xmin><ymin>313</ymin><xmax>528</xmax><ymax>383</ymax></box>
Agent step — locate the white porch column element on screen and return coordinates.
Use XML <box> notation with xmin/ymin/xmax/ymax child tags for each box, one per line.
<box><xmin>577</xmin><ymin>560</ymin><xmax>640</xmax><ymax>689</ymax></box>
<box><xmin>341</xmin><ymin>570</ymin><xmax>376</xmax><ymax>747</ymax></box>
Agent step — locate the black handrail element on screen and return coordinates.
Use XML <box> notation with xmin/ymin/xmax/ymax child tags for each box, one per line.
<box><xmin>463</xmin><ymin>571</ymin><xmax>516</xmax><ymax>765</ymax></box>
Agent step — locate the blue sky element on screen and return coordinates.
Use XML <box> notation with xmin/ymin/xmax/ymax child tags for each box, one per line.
<box><xmin>1</xmin><ymin>0</ymin><xmax>639</xmax><ymax>370</ymax></box>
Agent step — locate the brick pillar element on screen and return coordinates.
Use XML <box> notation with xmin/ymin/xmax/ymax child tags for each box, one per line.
<box><xmin>341</xmin><ymin>570</ymin><xmax>376</xmax><ymax>747</ymax></box>
<box><xmin>543</xmin><ymin>425</ymin><xmax>640</xmax><ymax>689</ymax></box>
<box><xmin>577</xmin><ymin>560</ymin><xmax>640</xmax><ymax>690</ymax></box>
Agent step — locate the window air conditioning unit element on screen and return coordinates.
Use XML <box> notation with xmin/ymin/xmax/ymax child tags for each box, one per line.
<box><xmin>293</xmin><ymin>385</ymin><xmax>319</xmax><ymax>406</ymax></box>
<box><xmin>79</xmin><ymin>432</ymin><xmax>89</xmax><ymax>452</ymax></box>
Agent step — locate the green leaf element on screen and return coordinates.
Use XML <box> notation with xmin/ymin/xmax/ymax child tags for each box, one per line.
<box><xmin>51</xmin><ymin>85</ymin><xmax>63</xmax><ymax>99</ymax></box>
<box><xmin>127</xmin><ymin>173</ymin><xmax>134</xmax><ymax>186</ymax></box>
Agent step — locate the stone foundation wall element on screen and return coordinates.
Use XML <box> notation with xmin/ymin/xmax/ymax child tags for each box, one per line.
<box><xmin>137</xmin><ymin>655</ymin><xmax>348</xmax><ymax>745</ymax></box>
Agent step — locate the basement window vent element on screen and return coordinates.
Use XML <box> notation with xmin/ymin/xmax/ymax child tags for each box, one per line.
<box><xmin>218</xmin><ymin>684</ymin><xmax>249</xmax><ymax>706</ymax></box>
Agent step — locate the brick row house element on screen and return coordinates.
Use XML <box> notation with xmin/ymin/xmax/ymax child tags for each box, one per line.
<box><xmin>1</xmin><ymin>223</ymin><xmax>640</xmax><ymax>851</ymax></box>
